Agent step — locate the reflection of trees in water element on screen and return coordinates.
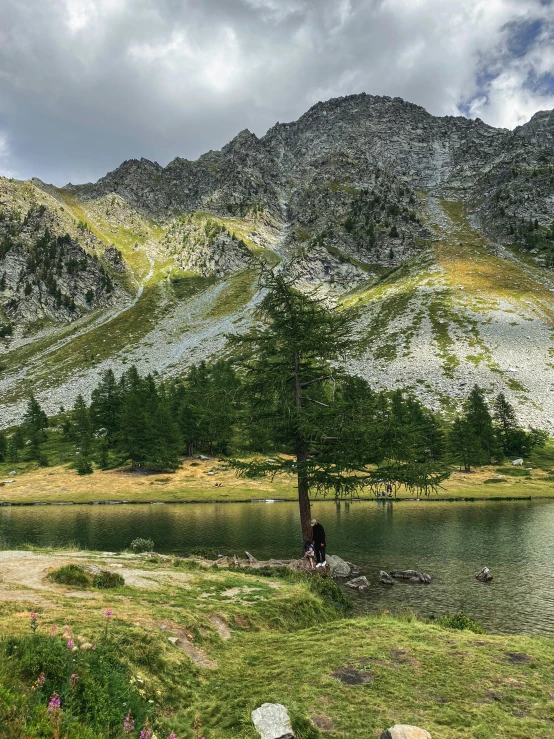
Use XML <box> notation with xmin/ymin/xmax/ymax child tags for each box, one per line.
<box><xmin>2</xmin><ymin>501</ymin><xmax>554</xmax><ymax>635</ymax></box>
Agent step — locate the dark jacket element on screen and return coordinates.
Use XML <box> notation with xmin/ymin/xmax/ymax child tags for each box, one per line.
<box><xmin>312</xmin><ymin>522</ymin><xmax>326</xmax><ymax>546</ymax></box>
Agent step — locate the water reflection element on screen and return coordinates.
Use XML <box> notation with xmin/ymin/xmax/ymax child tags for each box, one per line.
<box><xmin>1</xmin><ymin>499</ymin><xmax>554</xmax><ymax>636</ymax></box>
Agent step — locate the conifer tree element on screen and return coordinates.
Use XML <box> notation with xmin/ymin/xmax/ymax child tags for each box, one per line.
<box><xmin>493</xmin><ymin>392</ymin><xmax>518</xmax><ymax>455</ymax></box>
<box><xmin>22</xmin><ymin>394</ymin><xmax>48</xmax><ymax>464</ymax></box>
<box><xmin>448</xmin><ymin>416</ymin><xmax>481</xmax><ymax>471</ymax></box>
<box><xmin>73</xmin><ymin>394</ymin><xmax>93</xmax><ymax>475</ymax></box>
<box><xmin>7</xmin><ymin>427</ymin><xmax>24</xmax><ymax>463</ymax></box>
<box><xmin>90</xmin><ymin>368</ymin><xmax>121</xmax><ymax>444</ymax></box>
<box><xmin>464</xmin><ymin>385</ymin><xmax>500</xmax><ymax>464</ymax></box>
<box><xmin>96</xmin><ymin>436</ymin><xmax>110</xmax><ymax>470</ymax></box>
<box><xmin>0</xmin><ymin>430</ymin><xmax>6</xmax><ymax>462</ymax></box>
<box><xmin>229</xmin><ymin>268</ymin><xmax>449</xmax><ymax>541</ymax></box>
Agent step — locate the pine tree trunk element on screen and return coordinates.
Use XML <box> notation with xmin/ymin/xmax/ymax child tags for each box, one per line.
<box><xmin>294</xmin><ymin>351</ymin><xmax>312</xmax><ymax>542</ymax></box>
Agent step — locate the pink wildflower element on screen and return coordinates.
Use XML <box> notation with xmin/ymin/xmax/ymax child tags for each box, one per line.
<box><xmin>105</xmin><ymin>608</ymin><xmax>113</xmax><ymax>618</ymax></box>
<box><xmin>70</xmin><ymin>673</ymin><xmax>78</xmax><ymax>689</ymax></box>
<box><xmin>30</xmin><ymin>612</ymin><xmax>38</xmax><ymax>633</ymax></box>
<box><xmin>168</xmin><ymin>734</ymin><xmax>178</xmax><ymax>739</ymax></box>
<box><xmin>47</xmin><ymin>692</ymin><xmax>61</xmax><ymax>716</ymax></box>
<box><xmin>50</xmin><ymin>624</ymin><xmax>57</xmax><ymax>636</ymax></box>
<box><xmin>140</xmin><ymin>718</ymin><xmax>152</xmax><ymax>739</ymax></box>
<box><xmin>33</xmin><ymin>672</ymin><xmax>46</xmax><ymax>690</ymax></box>
<box><xmin>67</xmin><ymin>639</ymin><xmax>75</xmax><ymax>649</ymax></box>
<box><xmin>123</xmin><ymin>712</ymin><xmax>135</xmax><ymax>735</ymax></box>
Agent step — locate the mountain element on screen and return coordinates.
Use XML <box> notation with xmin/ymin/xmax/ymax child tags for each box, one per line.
<box><xmin>1</xmin><ymin>92</ymin><xmax>554</xmax><ymax>430</ymax></box>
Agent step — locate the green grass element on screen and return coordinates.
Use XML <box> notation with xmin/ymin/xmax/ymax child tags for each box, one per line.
<box><xmin>1</xmin><ymin>551</ymin><xmax>554</xmax><ymax>738</ymax></box>
<box><xmin>206</xmin><ymin>269</ymin><xmax>258</xmax><ymax>319</ymax></box>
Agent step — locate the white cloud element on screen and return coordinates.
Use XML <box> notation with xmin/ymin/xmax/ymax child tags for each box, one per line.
<box><xmin>0</xmin><ymin>0</ymin><xmax>552</xmax><ymax>183</ymax></box>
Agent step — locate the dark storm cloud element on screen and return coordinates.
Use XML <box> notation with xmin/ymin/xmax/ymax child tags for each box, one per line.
<box><xmin>0</xmin><ymin>0</ymin><xmax>553</xmax><ymax>184</ymax></box>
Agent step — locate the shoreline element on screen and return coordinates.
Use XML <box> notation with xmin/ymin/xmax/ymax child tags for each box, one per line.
<box><xmin>0</xmin><ymin>494</ymin><xmax>547</xmax><ymax>507</ymax></box>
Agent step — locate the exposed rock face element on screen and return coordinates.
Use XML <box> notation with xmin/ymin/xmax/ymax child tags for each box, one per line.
<box><xmin>251</xmin><ymin>703</ymin><xmax>294</xmax><ymax>739</ymax></box>
<box><xmin>0</xmin><ymin>181</ymin><xmax>125</xmax><ymax>326</ymax></box>
<box><xmin>380</xmin><ymin>725</ymin><xmax>432</xmax><ymax>739</ymax></box>
<box><xmin>161</xmin><ymin>214</ymin><xmax>252</xmax><ymax>277</ymax></box>
<box><xmin>379</xmin><ymin>571</ymin><xmax>394</xmax><ymax>585</ymax></box>
<box><xmin>4</xmin><ymin>92</ymin><xmax>554</xmax><ymax>430</ymax></box>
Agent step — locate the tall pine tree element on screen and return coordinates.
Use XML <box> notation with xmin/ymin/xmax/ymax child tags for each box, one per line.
<box><xmin>22</xmin><ymin>394</ymin><xmax>48</xmax><ymax>464</ymax></box>
<box><xmin>73</xmin><ymin>394</ymin><xmax>93</xmax><ymax>475</ymax></box>
<box><xmin>229</xmin><ymin>268</ymin><xmax>449</xmax><ymax>542</ymax></box>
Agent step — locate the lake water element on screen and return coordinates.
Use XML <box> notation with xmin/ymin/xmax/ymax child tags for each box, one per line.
<box><xmin>1</xmin><ymin>498</ymin><xmax>554</xmax><ymax>636</ymax></box>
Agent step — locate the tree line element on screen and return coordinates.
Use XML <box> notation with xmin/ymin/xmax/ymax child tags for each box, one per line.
<box><xmin>0</xmin><ymin>269</ymin><xmax>547</xmax><ymax>536</ymax></box>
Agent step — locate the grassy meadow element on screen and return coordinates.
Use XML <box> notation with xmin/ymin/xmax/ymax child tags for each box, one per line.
<box><xmin>1</xmin><ymin>429</ymin><xmax>554</xmax><ymax>504</ymax></box>
<box><xmin>0</xmin><ymin>550</ymin><xmax>553</xmax><ymax>739</ymax></box>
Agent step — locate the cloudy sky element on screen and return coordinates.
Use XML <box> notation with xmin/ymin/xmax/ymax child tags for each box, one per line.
<box><xmin>1</xmin><ymin>0</ymin><xmax>554</xmax><ymax>185</ymax></box>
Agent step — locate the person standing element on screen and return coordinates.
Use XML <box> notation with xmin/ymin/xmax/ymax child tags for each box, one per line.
<box><xmin>311</xmin><ymin>518</ymin><xmax>326</xmax><ymax>567</ymax></box>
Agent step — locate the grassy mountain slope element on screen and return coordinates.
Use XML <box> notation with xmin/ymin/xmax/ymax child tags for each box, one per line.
<box><xmin>2</xmin><ymin>93</ymin><xmax>554</xmax><ymax>429</ymax></box>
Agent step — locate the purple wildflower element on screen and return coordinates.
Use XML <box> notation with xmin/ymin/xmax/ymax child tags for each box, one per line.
<box><xmin>33</xmin><ymin>672</ymin><xmax>46</xmax><ymax>690</ymax></box>
<box><xmin>47</xmin><ymin>692</ymin><xmax>61</xmax><ymax>716</ymax></box>
<box><xmin>123</xmin><ymin>712</ymin><xmax>135</xmax><ymax>735</ymax></box>
<box><xmin>105</xmin><ymin>608</ymin><xmax>113</xmax><ymax>618</ymax></box>
<box><xmin>67</xmin><ymin>639</ymin><xmax>75</xmax><ymax>649</ymax></box>
<box><xmin>168</xmin><ymin>734</ymin><xmax>178</xmax><ymax>739</ymax></box>
<box><xmin>140</xmin><ymin>730</ymin><xmax>152</xmax><ymax>739</ymax></box>
<box><xmin>30</xmin><ymin>611</ymin><xmax>38</xmax><ymax>633</ymax></box>
<box><xmin>70</xmin><ymin>673</ymin><xmax>78</xmax><ymax>689</ymax></box>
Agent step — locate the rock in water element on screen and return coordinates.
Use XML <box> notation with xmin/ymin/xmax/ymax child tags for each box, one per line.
<box><xmin>326</xmin><ymin>555</ymin><xmax>351</xmax><ymax>578</ymax></box>
<box><xmin>391</xmin><ymin>570</ymin><xmax>431</xmax><ymax>584</ymax></box>
<box><xmin>379</xmin><ymin>570</ymin><xmax>394</xmax><ymax>585</ymax></box>
<box><xmin>251</xmin><ymin>703</ymin><xmax>294</xmax><ymax>739</ymax></box>
<box><xmin>345</xmin><ymin>576</ymin><xmax>370</xmax><ymax>591</ymax></box>
<box><xmin>476</xmin><ymin>567</ymin><xmax>493</xmax><ymax>582</ymax></box>
<box><xmin>380</xmin><ymin>726</ymin><xmax>432</xmax><ymax>739</ymax></box>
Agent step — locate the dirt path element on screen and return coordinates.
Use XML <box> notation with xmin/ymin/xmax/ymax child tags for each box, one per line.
<box><xmin>0</xmin><ymin>550</ymin><xmax>191</xmax><ymax>602</ymax></box>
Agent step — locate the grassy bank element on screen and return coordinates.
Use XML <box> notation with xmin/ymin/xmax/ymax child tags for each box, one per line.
<box><xmin>1</xmin><ymin>438</ymin><xmax>554</xmax><ymax>504</ymax></box>
<box><xmin>0</xmin><ymin>549</ymin><xmax>553</xmax><ymax>738</ymax></box>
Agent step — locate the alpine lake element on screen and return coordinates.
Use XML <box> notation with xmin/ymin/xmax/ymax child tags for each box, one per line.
<box><xmin>1</xmin><ymin>497</ymin><xmax>554</xmax><ymax>637</ymax></box>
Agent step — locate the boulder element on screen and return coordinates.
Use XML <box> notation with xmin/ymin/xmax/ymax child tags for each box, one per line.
<box><xmin>476</xmin><ymin>567</ymin><xmax>493</xmax><ymax>582</ymax></box>
<box><xmin>391</xmin><ymin>570</ymin><xmax>431</xmax><ymax>584</ymax></box>
<box><xmin>345</xmin><ymin>576</ymin><xmax>370</xmax><ymax>591</ymax></box>
<box><xmin>380</xmin><ymin>725</ymin><xmax>432</xmax><ymax>739</ymax></box>
<box><xmin>347</xmin><ymin>563</ymin><xmax>361</xmax><ymax>576</ymax></box>
<box><xmin>326</xmin><ymin>555</ymin><xmax>351</xmax><ymax>578</ymax></box>
<box><xmin>512</xmin><ymin>458</ymin><xmax>524</xmax><ymax>466</ymax></box>
<box><xmin>251</xmin><ymin>703</ymin><xmax>294</xmax><ymax>739</ymax></box>
<box><xmin>379</xmin><ymin>570</ymin><xmax>394</xmax><ymax>585</ymax></box>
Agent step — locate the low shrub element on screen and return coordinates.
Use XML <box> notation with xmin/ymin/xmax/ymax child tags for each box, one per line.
<box><xmin>189</xmin><ymin>547</ymin><xmax>220</xmax><ymax>559</ymax></box>
<box><xmin>92</xmin><ymin>571</ymin><xmax>124</xmax><ymax>589</ymax></box>
<box><xmin>483</xmin><ymin>478</ymin><xmax>507</xmax><ymax>484</ymax></box>
<box><xmin>438</xmin><ymin>612</ymin><xmax>486</xmax><ymax>634</ymax></box>
<box><xmin>48</xmin><ymin>565</ymin><xmax>92</xmax><ymax>588</ymax></box>
<box><xmin>129</xmin><ymin>538</ymin><xmax>155</xmax><ymax>553</ymax></box>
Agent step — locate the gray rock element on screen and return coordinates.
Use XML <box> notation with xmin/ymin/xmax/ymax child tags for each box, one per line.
<box><xmin>379</xmin><ymin>570</ymin><xmax>394</xmax><ymax>585</ymax></box>
<box><xmin>347</xmin><ymin>562</ymin><xmax>361</xmax><ymax>576</ymax></box>
<box><xmin>345</xmin><ymin>576</ymin><xmax>370</xmax><ymax>591</ymax></box>
<box><xmin>251</xmin><ymin>703</ymin><xmax>294</xmax><ymax>739</ymax></box>
<box><xmin>476</xmin><ymin>567</ymin><xmax>493</xmax><ymax>582</ymax></box>
<box><xmin>391</xmin><ymin>570</ymin><xmax>431</xmax><ymax>584</ymax></box>
<box><xmin>380</xmin><ymin>725</ymin><xmax>432</xmax><ymax>739</ymax></box>
<box><xmin>512</xmin><ymin>458</ymin><xmax>524</xmax><ymax>466</ymax></box>
<box><xmin>326</xmin><ymin>555</ymin><xmax>351</xmax><ymax>578</ymax></box>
